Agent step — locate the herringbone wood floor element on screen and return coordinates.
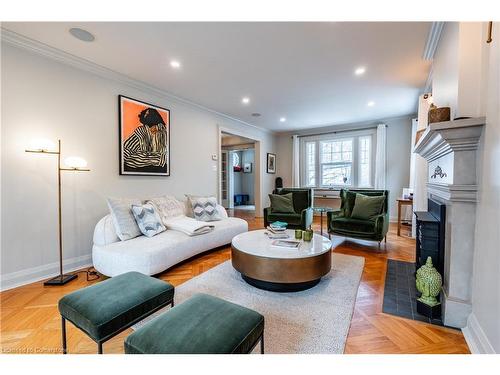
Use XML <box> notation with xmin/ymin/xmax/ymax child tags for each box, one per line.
<box><xmin>0</xmin><ymin>211</ymin><xmax>469</xmax><ymax>354</ymax></box>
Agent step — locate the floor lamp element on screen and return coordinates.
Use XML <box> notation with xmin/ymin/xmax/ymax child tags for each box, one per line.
<box><xmin>26</xmin><ymin>139</ymin><xmax>90</xmax><ymax>286</ymax></box>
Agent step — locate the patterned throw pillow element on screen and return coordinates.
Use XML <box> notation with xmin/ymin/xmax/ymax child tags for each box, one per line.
<box><xmin>185</xmin><ymin>195</ymin><xmax>222</xmax><ymax>222</ymax></box>
<box><xmin>147</xmin><ymin>196</ymin><xmax>185</xmax><ymax>225</ymax></box>
<box><xmin>107</xmin><ymin>197</ymin><xmax>143</xmax><ymax>241</ymax></box>
<box><xmin>131</xmin><ymin>203</ymin><xmax>167</xmax><ymax>237</ymax></box>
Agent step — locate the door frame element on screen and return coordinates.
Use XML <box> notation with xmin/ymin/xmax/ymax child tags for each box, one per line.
<box><xmin>218</xmin><ymin>126</ymin><xmax>262</xmax><ymax>217</ymax></box>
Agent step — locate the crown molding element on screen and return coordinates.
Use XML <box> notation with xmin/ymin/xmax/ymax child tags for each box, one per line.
<box><xmin>1</xmin><ymin>28</ymin><xmax>273</xmax><ymax>135</ymax></box>
<box><xmin>423</xmin><ymin>22</ymin><xmax>445</xmax><ymax>61</ymax></box>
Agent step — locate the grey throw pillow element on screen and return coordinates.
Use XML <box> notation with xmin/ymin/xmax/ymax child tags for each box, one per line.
<box><xmin>185</xmin><ymin>195</ymin><xmax>222</xmax><ymax>222</ymax></box>
<box><xmin>131</xmin><ymin>203</ymin><xmax>166</xmax><ymax>237</ymax></box>
<box><xmin>107</xmin><ymin>197</ymin><xmax>143</xmax><ymax>241</ymax></box>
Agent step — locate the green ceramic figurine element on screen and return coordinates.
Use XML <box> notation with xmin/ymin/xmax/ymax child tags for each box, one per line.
<box><xmin>416</xmin><ymin>256</ymin><xmax>442</xmax><ymax>307</ymax></box>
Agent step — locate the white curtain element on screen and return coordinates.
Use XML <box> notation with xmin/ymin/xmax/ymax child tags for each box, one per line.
<box><xmin>291</xmin><ymin>135</ymin><xmax>300</xmax><ymax>187</ymax></box>
<box><xmin>374</xmin><ymin>124</ymin><xmax>387</xmax><ymax>190</ymax></box>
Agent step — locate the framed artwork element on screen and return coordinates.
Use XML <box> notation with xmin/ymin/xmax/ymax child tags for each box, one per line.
<box><xmin>267</xmin><ymin>153</ymin><xmax>276</xmax><ymax>174</ymax></box>
<box><xmin>119</xmin><ymin>95</ymin><xmax>170</xmax><ymax>176</ymax></box>
<box><xmin>243</xmin><ymin>163</ymin><xmax>252</xmax><ymax>173</ymax></box>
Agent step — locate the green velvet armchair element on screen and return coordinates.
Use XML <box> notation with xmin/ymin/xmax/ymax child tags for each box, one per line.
<box><xmin>327</xmin><ymin>189</ymin><xmax>389</xmax><ymax>248</ymax></box>
<box><xmin>264</xmin><ymin>188</ymin><xmax>314</xmax><ymax>230</ymax></box>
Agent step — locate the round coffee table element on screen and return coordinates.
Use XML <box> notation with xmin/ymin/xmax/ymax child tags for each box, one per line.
<box><xmin>231</xmin><ymin>230</ymin><xmax>332</xmax><ymax>292</ymax></box>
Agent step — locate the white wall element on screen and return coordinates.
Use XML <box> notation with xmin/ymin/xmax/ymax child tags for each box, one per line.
<box><xmin>276</xmin><ymin>115</ymin><xmax>413</xmax><ymax>220</ymax></box>
<box><xmin>432</xmin><ymin>22</ymin><xmax>487</xmax><ymax>119</ymax></box>
<box><xmin>431</xmin><ymin>21</ymin><xmax>499</xmax><ymax>353</ymax></box>
<box><xmin>0</xmin><ymin>43</ymin><xmax>276</xmax><ymax>289</ymax></box>
<box><xmin>467</xmin><ymin>23</ymin><xmax>500</xmax><ymax>354</ymax></box>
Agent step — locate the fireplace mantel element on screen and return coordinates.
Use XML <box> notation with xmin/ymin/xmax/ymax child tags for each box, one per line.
<box><xmin>414</xmin><ymin>117</ymin><xmax>485</xmax><ymax>161</ymax></box>
<box><xmin>413</xmin><ymin>116</ymin><xmax>485</xmax><ymax>328</ymax></box>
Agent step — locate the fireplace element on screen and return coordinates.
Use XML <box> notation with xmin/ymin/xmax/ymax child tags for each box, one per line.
<box><xmin>414</xmin><ymin>198</ymin><xmax>446</xmax><ymax>277</ymax></box>
<box><xmin>413</xmin><ymin>116</ymin><xmax>485</xmax><ymax>328</ymax></box>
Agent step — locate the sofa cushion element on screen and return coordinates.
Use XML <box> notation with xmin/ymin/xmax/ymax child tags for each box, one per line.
<box><xmin>351</xmin><ymin>194</ymin><xmax>385</xmax><ymax>220</ymax></box>
<box><xmin>59</xmin><ymin>272</ymin><xmax>174</xmax><ymax>342</ymax></box>
<box><xmin>124</xmin><ymin>293</ymin><xmax>264</xmax><ymax>354</ymax></box>
<box><xmin>131</xmin><ymin>203</ymin><xmax>166</xmax><ymax>237</ymax></box>
<box><xmin>330</xmin><ymin>217</ymin><xmax>376</xmax><ymax>235</ymax></box>
<box><xmin>107</xmin><ymin>197</ymin><xmax>143</xmax><ymax>241</ymax></box>
<box><xmin>269</xmin><ymin>193</ymin><xmax>295</xmax><ymax>213</ymax></box>
<box><xmin>147</xmin><ymin>196</ymin><xmax>185</xmax><ymax>224</ymax></box>
<box><xmin>186</xmin><ymin>195</ymin><xmax>222</xmax><ymax>222</ymax></box>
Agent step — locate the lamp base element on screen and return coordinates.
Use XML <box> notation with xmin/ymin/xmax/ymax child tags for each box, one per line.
<box><xmin>44</xmin><ymin>274</ymin><xmax>78</xmax><ymax>286</ymax></box>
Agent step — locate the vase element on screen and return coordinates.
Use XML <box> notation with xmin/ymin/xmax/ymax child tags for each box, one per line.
<box><xmin>416</xmin><ymin>256</ymin><xmax>442</xmax><ymax>307</ymax></box>
<box><xmin>303</xmin><ymin>228</ymin><xmax>313</xmax><ymax>242</ymax></box>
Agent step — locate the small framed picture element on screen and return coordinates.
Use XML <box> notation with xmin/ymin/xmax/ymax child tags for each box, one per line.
<box><xmin>243</xmin><ymin>163</ymin><xmax>252</xmax><ymax>173</ymax></box>
<box><xmin>267</xmin><ymin>153</ymin><xmax>276</xmax><ymax>174</ymax></box>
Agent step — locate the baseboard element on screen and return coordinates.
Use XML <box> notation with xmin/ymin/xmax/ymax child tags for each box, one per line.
<box><xmin>462</xmin><ymin>312</ymin><xmax>496</xmax><ymax>354</ymax></box>
<box><xmin>0</xmin><ymin>254</ymin><xmax>92</xmax><ymax>292</ymax></box>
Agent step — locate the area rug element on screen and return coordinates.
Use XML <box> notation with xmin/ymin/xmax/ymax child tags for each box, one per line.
<box><xmin>132</xmin><ymin>253</ymin><xmax>364</xmax><ymax>354</ymax></box>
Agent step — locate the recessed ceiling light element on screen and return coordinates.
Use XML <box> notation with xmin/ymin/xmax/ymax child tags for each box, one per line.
<box><xmin>354</xmin><ymin>66</ymin><xmax>366</xmax><ymax>76</ymax></box>
<box><xmin>251</xmin><ymin>113</ymin><xmax>261</xmax><ymax>117</ymax></box>
<box><xmin>69</xmin><ymin>28</ymin><xmax>95</xmax><ymax>42</ymax></box>
<box><xmin>367</xmin><ymin>101</ymin><xmax>375</xmax><ymax>107</ymax></box>
<box><xmin>170</xmin><ymin>60</ymin><xmax>181</xmax><ymax>69</ymax></box>
<box><xmin>242</xmin><ymin>97</ymin><xmax>250</xmax><ymax>105</ymax></box>
<box><xmin>279</xmin><ymin>117</ymin><xmax>286</xmax><ymax>122</ymax></box>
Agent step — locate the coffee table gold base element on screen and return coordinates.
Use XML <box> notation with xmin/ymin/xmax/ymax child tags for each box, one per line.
<box><xmin>231</xmin><ymin>246</ymin><xmax>331</xmax><ymax>292</ymax></box>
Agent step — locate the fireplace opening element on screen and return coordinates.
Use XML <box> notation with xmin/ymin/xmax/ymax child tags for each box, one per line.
<box><xmin>414</xmin><ymin>198</ymin><xmax>446</xmax><ymax>278</ymax></box>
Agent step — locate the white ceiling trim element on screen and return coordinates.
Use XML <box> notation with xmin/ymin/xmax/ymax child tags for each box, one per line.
<box><xmin>422</xmin><ymin>22</ymin><xmax>444</xmax><ymax>60</ymax></box>
<box><xmin>0</xmin><ymin>28</ymin><xmax>273</xmax><ymax>134</ymax></box>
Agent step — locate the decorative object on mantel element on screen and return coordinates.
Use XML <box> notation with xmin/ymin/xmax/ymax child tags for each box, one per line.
<box><xmin>415</xmin><ymin>128</ymin><xmax>426</xmax><ymax>146</ymax></box>
<box><xmin>25</xmin><ymin>139</ymin><xmax>90</xmax><ymax>286</ymax></box>
<box><xmin>416</xmin><ymin>257</ymin><xmax>442</xmax><ymax>319</ymax></box>
<box><xmin>428</xmin><ymin>104</ymin><xmax>450</xmax><ymax>124</ymax></box>
<box><xmin>430</xmin><ymin>165</ymin><xmax>447</xmax><ymax>179</ymax></box>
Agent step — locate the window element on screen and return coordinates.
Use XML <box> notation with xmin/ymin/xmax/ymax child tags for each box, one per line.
<box><xmin>301</xmin><ymin>131</ymin><xmax>374</xmax><ymax>188</ymax></box>
<box><xmin>358</xmin><ymin>136</ymin><xmax>371</xmax><ymax>187</ymax></box>
<box><xmin>320</xmin><ymin>139</ymin><xmax>353</xmax><ymax>186</ymax></box>
<box><xmin>232</xmin><ymin>152</ymin><xmax>240</xmax><ymax>167</ymax></box>
<box><xmin>305</xmin><ymin>142</ymin><xmax>316</xmax><ymax>187</ymax></box>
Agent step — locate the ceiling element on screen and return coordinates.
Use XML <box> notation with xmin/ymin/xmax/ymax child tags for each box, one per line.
<box><xmin>3</xmin><ymin>22</ymin><xmax>432</xmax><ymax>132</ymax></box>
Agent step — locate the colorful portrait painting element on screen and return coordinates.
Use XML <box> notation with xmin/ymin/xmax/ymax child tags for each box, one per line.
<box><xmin>119</xmin><ymin>95</ymin><xmax>170</xmax><ymax>176</ymax></box>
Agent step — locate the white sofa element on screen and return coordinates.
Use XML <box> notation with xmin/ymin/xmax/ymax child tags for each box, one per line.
<box><xmin>92</xmin><ymin>205</ymin><xmax>247</xmax><ymax>277</ymax></box>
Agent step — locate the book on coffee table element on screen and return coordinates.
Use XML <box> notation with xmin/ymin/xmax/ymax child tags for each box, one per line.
<box><xmin>265</xmin><ymin>231</ymin><xmax>290</xmax><ymax>239</ymax></box>
<box><xmin>271</xmin><ymin>239</ymin><xmax>301</xmax><ymax>249</ymax></box>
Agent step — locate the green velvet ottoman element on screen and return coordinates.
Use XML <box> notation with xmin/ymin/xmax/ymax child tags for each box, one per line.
<box><xmin>124</xmin><ymin>293</ymin><xmax>265</xmax><ymax>354</ymax></box>
<box><xmin>58</xmin><ymin>271</ymin><xmax>174</xmax><ymax>354</ymax></box>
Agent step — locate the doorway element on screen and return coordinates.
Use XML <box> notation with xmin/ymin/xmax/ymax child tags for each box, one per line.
<box><xmin>219</xmin><ymin>129</ymin><xmax>261</xmax><ymax>217</ymax></box>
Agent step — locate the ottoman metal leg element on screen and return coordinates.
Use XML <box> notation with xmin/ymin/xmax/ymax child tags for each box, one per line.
<box><xmin>98</xmin><ymin>342</ymin><xmax>103</xmax><ymax>354</ymax></box>
<box><xmin>61</xmin><ymin>316</ymin><xmax>67</xmax><ymax>354</ymax></box>
<box><xmin>260</xmin><ymin>333</ymin><xmax>264</xmax><ymax>354</ymax></box>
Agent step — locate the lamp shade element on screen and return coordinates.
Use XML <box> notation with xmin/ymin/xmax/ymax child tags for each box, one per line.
<box><xmin>64</xmin><ymin>156</ymin><xmax>88</xmax><ymax>169</ymax></box>
<box><xmin>27</xmin><ymin>139</ymin><xmax>57</xmax><ymax>152</ymax></box>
